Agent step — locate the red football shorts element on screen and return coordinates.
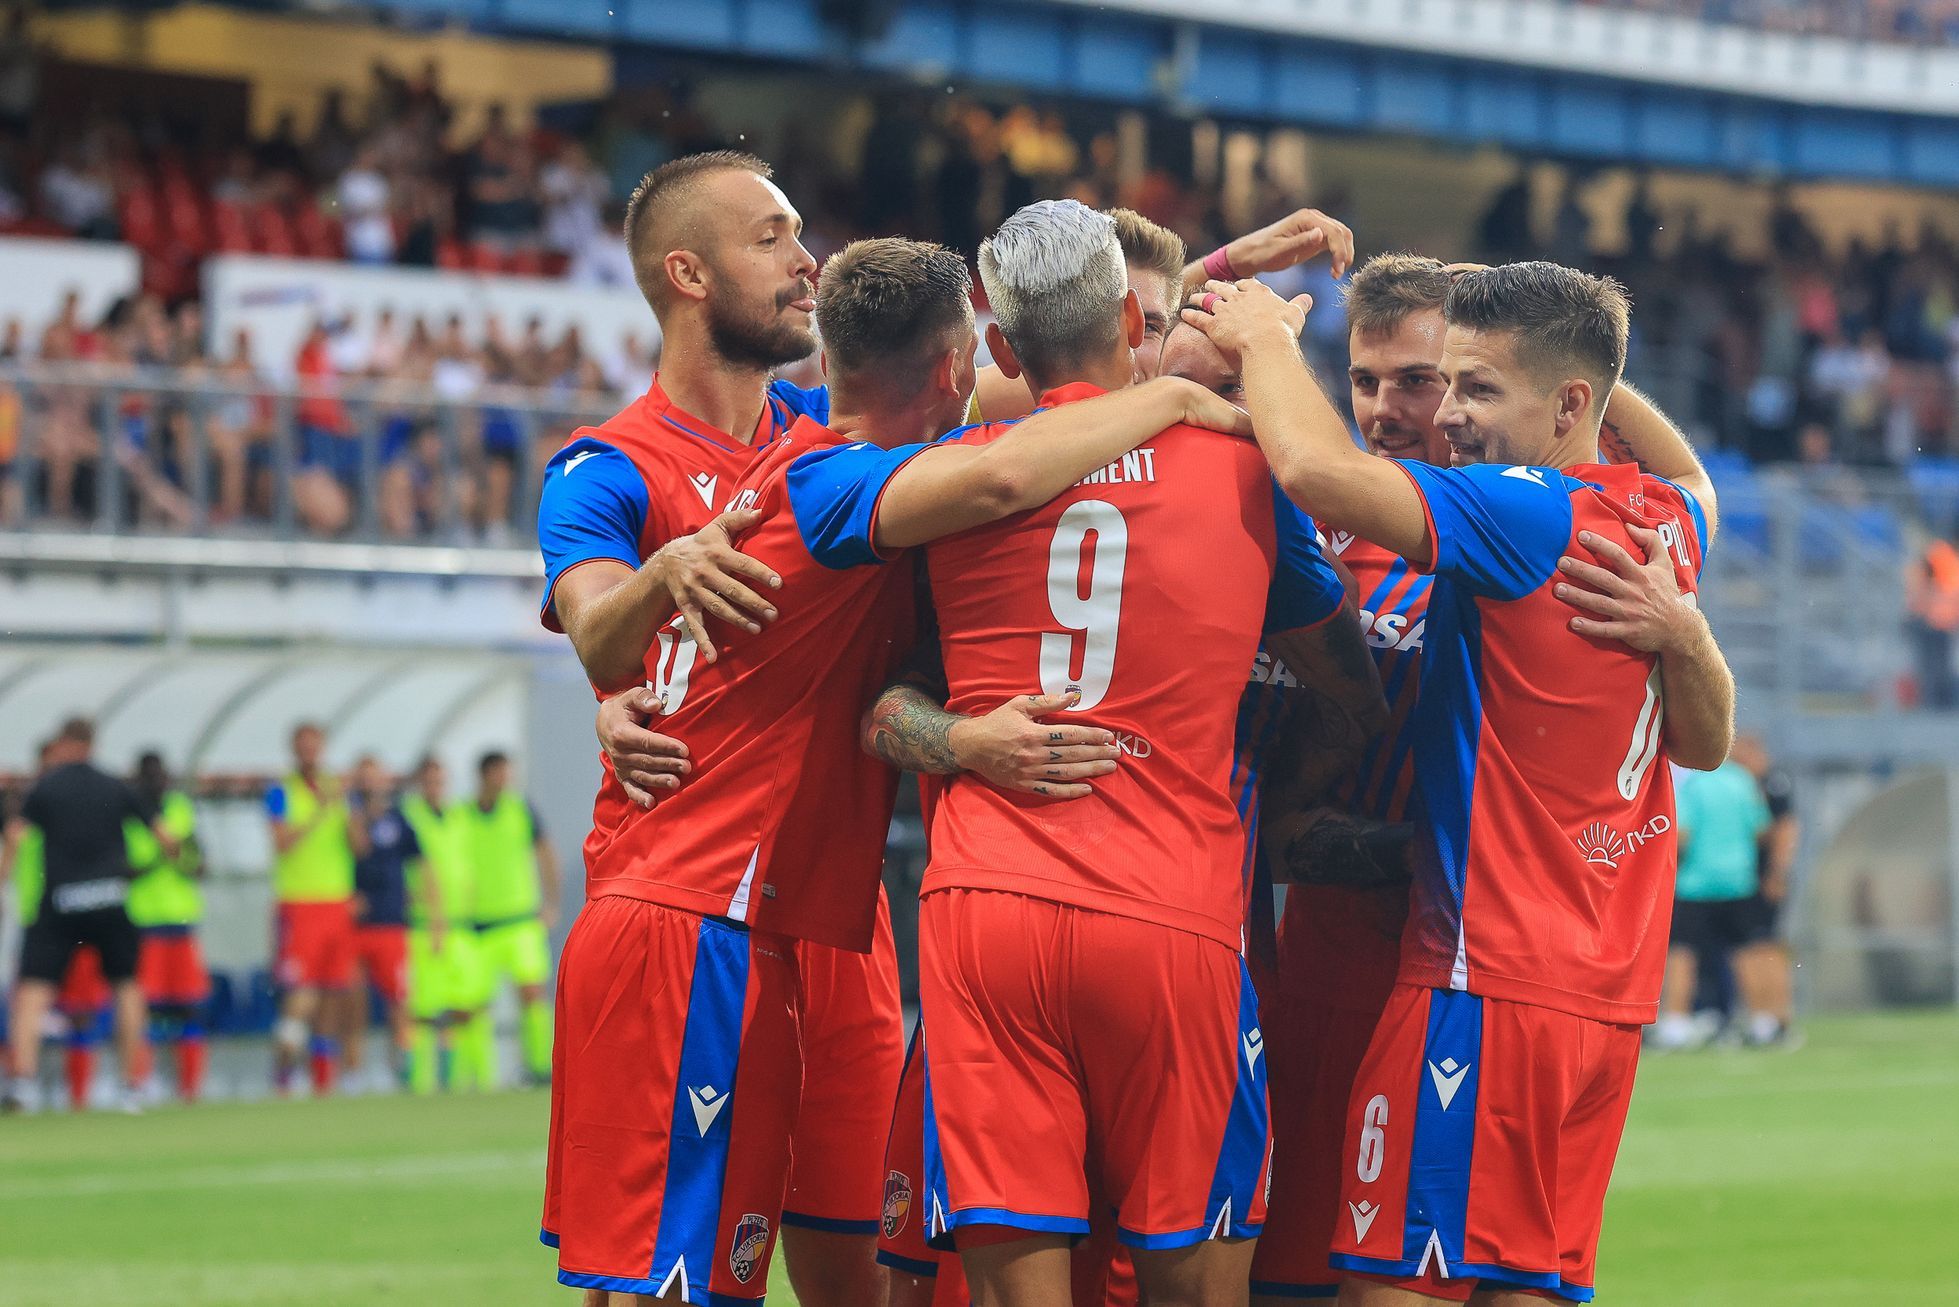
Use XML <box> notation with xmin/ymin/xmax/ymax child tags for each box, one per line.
<box><xmin>1251</xmin><ymin>893</ymin><xmax>1401</xmax><ymax>1299</ymax></box>
<box><xmin>58</xmin><ymin>946</ymin><xmax>112</xmax><ymax>1015</ymax></box>
<box><xmin>919</xmin><ymin>888</ymin><xmax>1269</xmax><ymax>1250</ymax></box>
<box><xmin>783</xmin><ymin>885</ymin><xmax>905</xmax><ymax>1234</ymax></box>
<box><xmin>1329</xmin><ymin>985</ymin><xmax>1642</xmax><ymax>1304</ymax></box>
<box><xmin>137</xmin><ymin>927</ymin><xmax>211</xmax><ymax>1007</ymax></box>
<box><xmin>275</xmin><ymin>899</ymin><xmax>356</xmax><ymax>990</ymax></box>
<box><xmin>880</xmin><ymin>1018</ymin><xmax>1142</xmax><ymax>1307</ymax></box>
<box><xmin>542</xmin><ymin>896</ymin><xmax>802</xmax><ymax>1302</ymax></box>
<box><xmin>353</xmin><ymin>924</ymin><xmax>409</xmax><ymax>1005</ymax></box>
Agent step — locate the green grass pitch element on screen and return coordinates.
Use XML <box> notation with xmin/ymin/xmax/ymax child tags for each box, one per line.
<box><xmin>1</xmin><ymin>1010</ymin><xmax>1953</xmax><ymax>1305</ymax></box>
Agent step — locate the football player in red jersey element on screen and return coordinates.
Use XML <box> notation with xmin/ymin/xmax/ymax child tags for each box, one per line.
<box><xmin>536</xmin><ymin>149</ymin><xmax>884</xmax><ymax>1307</ymax></box>
<box><xmin>542</xmin><ymin>235</ymin><xmax>1253</xmax><ymax>1307</ymax></box>
<box><xmin>865</xmin><ymin>207</ymin><xmax>1376</xmax><ymax>1307</ymax></box>
<box><xmin>1242</xmin><ymin>253</ymin><xmax>1450</xmax><ymax>1306</ymax></box>
<box><xmin>814</xmin><ymin>200</ymin><xmax>1365</xmax><ymax>1307</ymax></box>
<box><xmin>1185</xmin><ymin>265</ymin><xmax>1734</xmax><ymax>1306</ymax></box>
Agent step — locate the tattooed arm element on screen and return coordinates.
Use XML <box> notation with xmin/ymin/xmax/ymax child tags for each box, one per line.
<box><xmin>1598</xmin><ymin>380</ymin><xmax>1719</xmax><ymax>539</ymax></box>
<box><xmin>859</xmin><ymin>646</ymin><xmax>1121</xmax><ymax>800</ymax></box>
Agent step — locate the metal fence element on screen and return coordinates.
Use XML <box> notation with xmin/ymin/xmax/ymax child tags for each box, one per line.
<box><xmin>0</xmin><ymin>362</ymin><xmax>616</xmax><ymax>546</ymax></box>
<box><xmin>6</xmin><ymin>360</ymin><xmax>1952</xmax><ymax>708</ymax></box>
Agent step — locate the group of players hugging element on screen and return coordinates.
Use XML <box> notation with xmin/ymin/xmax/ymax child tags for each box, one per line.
<box><xmin>532</xmin><ymin>149</ymin><xmax>1733</xmax><ymax>1307</ymax></box>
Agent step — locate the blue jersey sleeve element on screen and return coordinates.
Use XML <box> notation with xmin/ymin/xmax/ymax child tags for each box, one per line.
<box><xmin>264</xmin><ymin>785</ymin><xmax>288</xmax><ymax>820</ymax></box>
<box><xmin>1400</xmin><ymin>462</ymin><xmax>1574</xmax><ymax>601</ymax></box>
<box><xmin>536</xmin><ymin>439</ymin><xmax>651</xmax><ymax>627</ymax></box>
<box><xmin>1265</xmin><ymin>483</ymin><xmax>1347</xmax><ymax>632</ymax></box>
<box><xmin>397</xmin><ymin>813</ymin><xmax>422</xmax><ymax>861</ymax></box>
<box><xmin>783</xmin><ymin>440</ymin><xmax>937</xmax><ymax>570</ymax></box>
<box><xmin>767</xmin><ymin>379</ymin><xmax>830</xmax><ymax>428</ymax></box>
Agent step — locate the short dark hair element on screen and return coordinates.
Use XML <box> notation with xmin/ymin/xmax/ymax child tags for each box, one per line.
<box><xmin>1345</xmin><ymin>253</ymin><xmax>1453</xmax><ymax>339</ymax></box>
<box><xmin>479</xmin><ymin>750</ymin><xmax>509</xmax><ymax>775</ymax></box>
<box><xmin>623</xmin><ymin>150</ymin><xmax>773</xmax><ymax>311</ymax></box>
<box><xmin>815</xmin><ymin>238</ymin><xmax>973</xmax><ymax>383</ymax></box>
<box><xmin>1106</xmin><ymin>208</ymin><xmax>1186</xmax><ymax>293</ymax></box>
<box><xmin>58</xmin><ymin>716</ymin><xmax>93</xmax><ymax>747</ymax></box>
<box><xmin>1444</xmin><ymin>261</ymin><xmax>1630</xmax><ymax>395</ymax></box>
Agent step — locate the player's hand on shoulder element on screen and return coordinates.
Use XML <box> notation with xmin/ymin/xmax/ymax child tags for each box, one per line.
<box><xmin>652</xmin><ymin>507</ymin><xmax>783</xmax><ymax>661</ymax></box>
<box><xmin>948</xmin><ymin>692</ymin><xmax>1121</xmax><ymax>801</ymax></box>
<box><xmin>1182</xmin><ymin>279</ymin><xmax>1312</xmax><ymax>364</ymax></box>
<box><xmin>1554</xmin><ymin>523</ymin><xmax>1700</xmax><ymax>654</ymax></box>
<box><xmin>596</xmin><ymin>686</ymin><xmax>691</xmax><ymax>809</ymax></box>
<box><xmin>1156</xmin><ymin>376</ymin><xmax>1253</xmax><ymax>438</ymax></box>
<box><xmin>1229</xmin><ymin>207</ymin><xmax>1355</xmax><ymax>280</ymax></box>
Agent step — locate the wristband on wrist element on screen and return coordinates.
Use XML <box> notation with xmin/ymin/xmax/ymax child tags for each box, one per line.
<box><xmin>1202</xmin><ymin>246</ymin><xmax>1238</xmax><ymax>282</ymax></box>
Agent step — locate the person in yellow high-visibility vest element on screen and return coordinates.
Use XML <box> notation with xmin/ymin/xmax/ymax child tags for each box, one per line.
<box><xmin>124</xmin><ymin>752</ymin><xmax>208</xmax><ymax>1104</ymax></box>
<box><xmin>263</xmin><ymin>722</ymin><xmax>357</xmax><ymax>1098</ymax></box>
<box><xmin>400</xmin><ymin>755</ymin><xmax>492</xmax><ymax>1093</ymax></box>
<box><xmin>452</xmin><ymin>750</ymin><xmax>560</xmax><ymax>1087</ymax></box>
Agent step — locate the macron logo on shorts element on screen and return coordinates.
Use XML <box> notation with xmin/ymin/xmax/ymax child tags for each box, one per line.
<box><xmin>1426</xmin><ymin>1057</ymin><xmax>1471</xmax><ymax>1110</ymax></box>
<box><xmin>1242</xmin><ymin>1027</ymin><xmax>1265</xmax><ymax>1073</ymax></box>
<box><xmin>689</xmin><ymin>1084</ymin><xmax>729</xmax><ymax>1135</ymax></box>
<box><xmin>1348</xmin><ymin>1199</ymin><xmax>1380</xmax><ymax>1241</ymax></box>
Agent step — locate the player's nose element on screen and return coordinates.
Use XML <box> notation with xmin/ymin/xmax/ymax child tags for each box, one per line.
<box><xmin>788</xmin><ymin>236</ymin><xmax>817</xmax><ymax>280</ymax></box>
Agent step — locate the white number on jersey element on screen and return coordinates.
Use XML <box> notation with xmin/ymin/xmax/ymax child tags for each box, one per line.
<box><xmin>652</xmin><ymin>620</ymin><xmax>700</xmax><ymax>716</ymax></box>
<box><xmin>1617</xmin><ymin>665</ymin><xmax>1664</xmax><ymax>800</ymax></box>
<box><xmin>1038</xmin><ymin>500</ymin><xmax>1129</xmax><ymax>711</ymax></box>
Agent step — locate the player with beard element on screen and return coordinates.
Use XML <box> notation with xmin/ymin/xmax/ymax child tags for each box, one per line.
<box><xmin>1185</xmin><ymin>265</ymin><xmax>1732</xmax><ymax>1306</ymax></box>
<box><xmin>542</xmin><ymin>234</ymin><xmax>1253</xmax><ymax>1307</ymax></box>
<box><xmin>540</xmin><ymin>150</ymin><xmax>903</xmax><ymax>1307</ymax></box>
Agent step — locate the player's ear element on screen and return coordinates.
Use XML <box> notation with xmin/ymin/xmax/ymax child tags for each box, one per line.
<box><xmin>1121</xmin><ymin>288</ymin><xmax>1145</xmax><ymax>350</ymax></box>
<box><xmin>1555</xmin><ymin>377</ymin><xmax>1594</xmax><ymax>436</ymax></box>
<box><xmin>986</xmin><ymin>322</ymin><xmax>1022</xmax><ymax>380</ymax></box>
<box><xmin>931</xmin><ymin>346</ymin><xmax>959</xmax><ymax>400</ymax></box>
<box><xmin>665</xmin><ymin>249</ymin><xmax>710</xmax><ymax>304</ymax></box>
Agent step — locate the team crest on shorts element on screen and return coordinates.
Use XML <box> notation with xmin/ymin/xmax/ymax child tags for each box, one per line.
<box><xmin>730</xmin><ymin>1213</ymin><xmax>770</xmax><ymax>1284</ymax></box>
<box><xmin>882</xmin><ymin>1170</ymin><xmax>913</xmax><ymax>1238</ymax></box>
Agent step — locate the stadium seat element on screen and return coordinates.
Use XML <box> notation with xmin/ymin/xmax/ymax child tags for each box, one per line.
<box><xmin>116</xmin><ymin>184</ymin><xmax>165</xmax><ymax>251</ymax></box>
<box><xmin>211</xmin><ymin>198</ymin><xmax>255</xmax><ymax>253</ymax></box>
<box><xmin>293</xmin><ymin>204</ymin><xmax>344</xmax><ymax>261</ymax></box>
<box><xmin>243</xmin><ymin>968</ymin><xmax>280</xmax><ymax>1035</ymax></box>
<box><xmin>1908</xmin><ymin>456</ymin><xmax>1959</xmax><ymax>532</ymax></box>
<box><xmin>255</xmin><ymin>205</ymin><xmax>301</xmax><ymax>257</ymax></box>
<box><xmin>205</xmin><ymin>972</ymin><xmax>238</xmax><ymax>1035</ymax></box>
<box><xmin>160</xmin><ymin>176</ymin><xmax>211</xmax><ymax>255</ymax></box>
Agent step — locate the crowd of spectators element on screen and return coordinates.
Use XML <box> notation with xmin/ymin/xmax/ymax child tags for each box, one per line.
<box><xmin>0</xmin><ymin>26</ymin><xmax>1954</xmax><ymax>544</ymax></box>
<box><xmin>0</xmin><ymin>289</ymin><xmax>650</xmax><ymax>541</ymax></box>
<box><xmin>1572</xmin><ymin>0</ymin><xmax>1959</xmax><ymax>44</ymax></box>
<box><xmin>0</xmin><ymin>41</ymin><xmax>637</xmax><ymax>300</ymax></box>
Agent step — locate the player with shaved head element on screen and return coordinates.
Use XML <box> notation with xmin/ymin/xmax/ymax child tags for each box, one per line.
<box><xmin>540</xmin><ymin>150</ymin><xmax>893</xmax><ymax>1307</ymax></box>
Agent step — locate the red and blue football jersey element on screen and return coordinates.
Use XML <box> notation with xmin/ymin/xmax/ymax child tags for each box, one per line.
<box><xmin>1395</xmin><ymin>459</ymin><xmax>1708</xmax><ymax>1024</ymax></box>
<box><xmin>536</xmin><ymin>376</ymin><xmax>828</xmax><ymax>633</ymax></box>
<box><xmin>831</xmin><ymin>382</ymin><xmax>1345</xmax><ymax>952</ymax></box>
<box><xmin>1279</xmin><ymin>528</ymin><xmax>1431</xmax><ymax>1012</ymax></box>
<box><xmin>577</xmin><ymin>416</ymin><xmax>920</xmax><ymax>953</ymax></box>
